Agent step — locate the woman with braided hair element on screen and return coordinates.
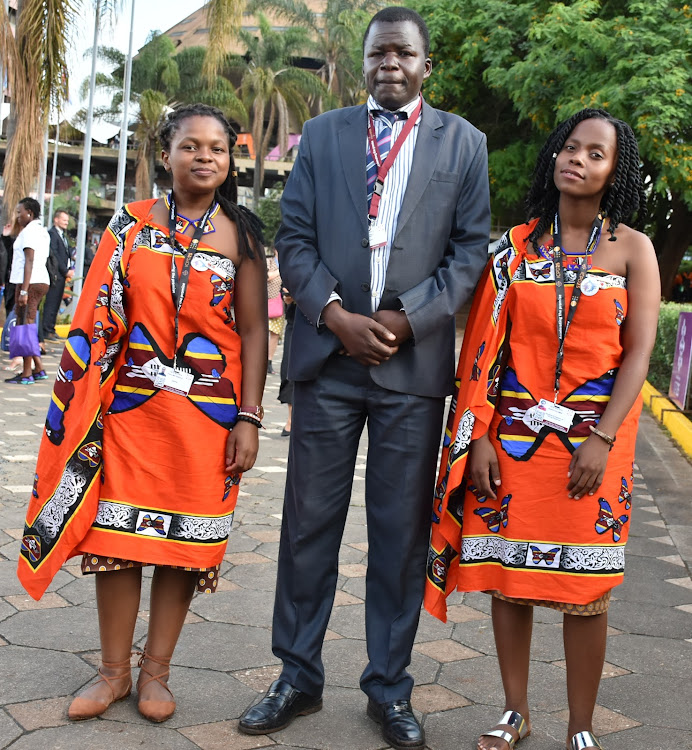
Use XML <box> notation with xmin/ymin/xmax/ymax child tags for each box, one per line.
<box><xmin>18</xmin><ymin>103</ymin><xmax>268</xmax><ymax>723</ymax></box>
<box><xmin>424</xmin><ymin>109</ymin><xmax>660</xmax><ymax>750</ymax></box>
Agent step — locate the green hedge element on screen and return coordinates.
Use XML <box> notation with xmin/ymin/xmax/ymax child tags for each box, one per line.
<box><xmin>648</xmin><ymin>301</ymin><xmax>692</xmax><ymax>393</ymax></box>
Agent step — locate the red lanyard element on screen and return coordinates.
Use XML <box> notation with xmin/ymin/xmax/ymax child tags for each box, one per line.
<box><xmin>367</xmin><ymin>96</ymin><xmax>422</xmax><ymax>222</ymax></box>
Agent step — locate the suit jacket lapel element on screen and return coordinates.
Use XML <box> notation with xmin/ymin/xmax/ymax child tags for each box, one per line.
<box><xmin>338</xmin><ymin>106</ymin><xmax>369</xmax><ymax>234</ymax></box>
<box><xmin>394</xmin><ymin>101</ymin><xmax>443</xmax><ymax>240</ymax></box>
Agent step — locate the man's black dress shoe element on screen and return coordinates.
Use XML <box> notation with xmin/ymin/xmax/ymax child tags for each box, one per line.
<box><xmin>238</xmin><ymin>679</ymin><xmax>322</xmax><ymax>735</ymax></box>
<box><xmin>367</xmin><ymin>698</ymin><xmax>425</xmax><ymax>749</ymax></box>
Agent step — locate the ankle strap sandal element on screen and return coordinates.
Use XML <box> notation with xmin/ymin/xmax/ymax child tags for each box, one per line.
<box><xmin>569</xmin><ymin>731</ymin><xmax>604</xmax><ymax>749</ymax></box>
<box><xmin>68</xmin><ymin>655</ymin><xmax>133</xmax><ymax>720</ymax></box>
<box><xmin>480</xmin><ymin>710</ymin><xmax>530</xmax><ymax>748</ymax></box>
<box><xmin>137</xmin><ymin>650</ymin><xmax>176</xmax><ymax>722</ymax></box>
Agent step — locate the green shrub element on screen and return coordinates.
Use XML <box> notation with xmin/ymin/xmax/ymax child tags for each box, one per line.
<box><xmin>648</xmin><ymin>301</ymin><xmax>692</xmax><ymax>393</ymax></box>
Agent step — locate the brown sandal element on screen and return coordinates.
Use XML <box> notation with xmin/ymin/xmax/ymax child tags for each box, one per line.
<box><xmin>137</xmin><ymin>650</ymin><xmax>176</xmax><ymax>722</ymax></box>
<box><xmin>68</xmin><ymin>656</ymin><xmax>132</xmax><ymax>720</ymax></box>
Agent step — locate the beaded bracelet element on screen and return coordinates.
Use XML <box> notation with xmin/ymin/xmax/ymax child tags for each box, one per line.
<box><xmin>589</xmin><ymin>424</ymin><xmax>615</xmax><ymax>450</ymax></box>
<box><xmin>236</xmin><ymin>413</ymin><xmax>263</xmax><ymax>429</ymax></box>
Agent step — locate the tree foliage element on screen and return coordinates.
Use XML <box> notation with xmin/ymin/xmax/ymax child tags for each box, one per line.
<box><xmin>412</xmin><ymin>0</ymin><xmax>692</xmax><ymax>297</ymax></box>
<box><xmin>229</xmin><ymin>13</ymin><xmax>328</xmax><ymax>207</ymax></box>
<box><xmin>0</xmin><ymin>0</ymin><xmax>122</xmax><ymax>222</ymax></box>
<box><xmin>248</xmin><ymin>0</ymin><xmax>382</xmax><ymax>108</ymax></box>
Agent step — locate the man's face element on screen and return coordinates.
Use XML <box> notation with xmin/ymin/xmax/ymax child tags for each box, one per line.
<box><xmin>54</xmin><ymin>212</ymin><xmax>69</xmax><ymax>231</ymax></box>
<box><xmin>363</xmin><ymin>20</ymin><xmax>431</xmax><ymax>111</ymax></box>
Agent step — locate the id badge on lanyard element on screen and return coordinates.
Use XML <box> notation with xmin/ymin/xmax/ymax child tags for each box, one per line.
<box><xmin>367</xmin><ymin>97</ymin><xmax>422</xmax><ymax>251</ymax></box>
<box><xmin>531</xmin><ymin>213</ymin><xmax>602</xmax><ymax>432</ymax></box>
<box><xmin>163</xmin><ymin>194</ymin><xmax>214</xmax><ymax>395</ymax></box>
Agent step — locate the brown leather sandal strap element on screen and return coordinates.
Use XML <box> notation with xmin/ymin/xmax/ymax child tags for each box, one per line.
<box><xmin>137</xmin><ymin>651</ymin><xmax>174</xmax><ymax>697</ymax></box>
<box><xmin>101</xmin><ymin>655</ymin><xmax>133</xmax><ymax>669</ymax></box>
<box><xmin>96</xmin><ymin>656</ymin><xmax>133</xmax><ymax>699</ymax></box>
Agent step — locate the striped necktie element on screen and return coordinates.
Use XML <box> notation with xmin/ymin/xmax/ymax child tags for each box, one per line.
<box><xmin>367</xmin><ymin>111</ymin><xmax>404</xmax><ymax>208</ymax></box>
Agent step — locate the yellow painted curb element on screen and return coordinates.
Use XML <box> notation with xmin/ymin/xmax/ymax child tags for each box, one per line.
<box><xmin>641</xmin><ymin>380</ymin><xmax>692</xmax><ymax>460</ymax></box>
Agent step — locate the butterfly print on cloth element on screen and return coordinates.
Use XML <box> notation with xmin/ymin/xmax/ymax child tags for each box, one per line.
<box><xmin>618</xmin><ymin>477</ymin><xmax>632</xmax><ymax>509</ymax></box>
<box><xmin>474</xmin><ymin>494</ymin><xmax>511</xmax><ymax>533</ymax></box>
<box><xmin>595</xmin><ymin>498</ymin><xmax>629</xmax><ymax>542</ymax></box>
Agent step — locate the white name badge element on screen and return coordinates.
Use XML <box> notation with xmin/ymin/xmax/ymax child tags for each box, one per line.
<box><xmin>536</xmin><ymin>398</ymin><xmax>576</xmax><ymax>433</ymax></box>
<box><xmin>369</xmin><ymin>223</ymin><xmax>387</xmax><ymax>250</ymax></box>
<box><xmin>153</xmin><ymin>365</ymin><xmax>194</xmax><ymax>397</ymax></box>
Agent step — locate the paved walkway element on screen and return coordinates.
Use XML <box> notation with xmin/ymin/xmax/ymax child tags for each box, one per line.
<box><xmin>0</xmin><ymin>340</ymin><xmax>690</xmax><ymax>750</ymax></box>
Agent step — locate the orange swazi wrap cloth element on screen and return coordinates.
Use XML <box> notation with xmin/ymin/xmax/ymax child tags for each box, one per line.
<box><xmin>425</xmin><ymin>221</ymin><xmax>641</xmax><ymax>622</ymax></box>
<box><xmin>19</xmin><ymin>200</ymin><xmax>243</xmax><ymax>599</ymax></box>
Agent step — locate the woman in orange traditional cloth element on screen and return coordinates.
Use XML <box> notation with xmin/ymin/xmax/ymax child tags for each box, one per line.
<box><xmin>17</xmin><ymin>104</ymin><xmax>268</xmax><ymax>723</ymax></box>
<box><xmin>424</xmin><ymin>109</ymin><xmax>660</xmax><ymax>750</ymax></box>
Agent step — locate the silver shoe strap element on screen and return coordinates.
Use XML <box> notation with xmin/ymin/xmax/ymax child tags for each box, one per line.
<box><xmin>498</xmin><ymin>710</ymin><xmax>528</xmax><ymax>739</ymax></box>
<box><xmin>484</xmin><ymin>729</ymin><xmax>516</xmax><ymax>746</ymax></box>
<box><xmin>570</xmin><ymin>731</ymin><xmax>604</xmax><ymax>750</ymax></box>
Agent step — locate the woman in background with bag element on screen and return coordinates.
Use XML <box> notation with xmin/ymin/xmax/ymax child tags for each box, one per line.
<box><xmin>5</xmin><ymin>198</ymin><xmax>49</xmax><ymax>384</ymax></box>
<box><xmin>267</xmin><ymin>246</ymin><xmax>284</xmax><ymax>374</ymax></box>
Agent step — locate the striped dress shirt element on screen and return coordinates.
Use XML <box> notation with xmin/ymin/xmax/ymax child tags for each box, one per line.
<box><xmin>324</xmin><ymin>95</ymin><xmax>422</xmax><ymax>318</ymax></box>
<box><xmin>366</xmin><ymin>94</ymin><xmax>421</xmax><ymax>312</ymax></box>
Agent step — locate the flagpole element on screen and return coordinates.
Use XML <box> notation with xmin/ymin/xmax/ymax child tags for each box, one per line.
<box><xmin>48</xmin><ymin>120</ymin><xmax>61</xmax><ymax>221</ymax></box>
<box><xmin>73</xmin><ymin>0</ymin><xmax>102</xmax><ymax>300</ymax></box>
<box><xmin>115</xmin><ymin>0</ymin><xmax>135</xmax><ymax>210</ymax></box>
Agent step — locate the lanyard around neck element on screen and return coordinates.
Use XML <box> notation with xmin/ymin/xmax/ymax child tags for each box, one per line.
<box><xmin>551</xmin><ymin>212</ymin><xmax>604</xmax><ymax>399</ymax></box>
<box><xmin>367</xmin><ymin>96</ymin><xmax>422</xmax><ymax>223</ymax></box>
<box><xmin>168</xmin><ymin>193</ymin><xmax>215</xmax><ymax>361</ymax></box>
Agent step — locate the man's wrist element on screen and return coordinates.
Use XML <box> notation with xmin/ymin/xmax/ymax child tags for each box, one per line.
<box><xmin>322</xmin><ymin>300</ymin><xmax>347</xmax><ymax>330</ymax></box>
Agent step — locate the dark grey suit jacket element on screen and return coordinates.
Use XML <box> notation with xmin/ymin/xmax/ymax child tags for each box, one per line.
<box><xmin>276</xmin><ymin>100</ymin><xmax>490</xmax><ymax>398</ymax></box>
<box><xmin>47</xmin><ymin>226</ymin><xmax>71</xmax><ymax>279</ymax></box>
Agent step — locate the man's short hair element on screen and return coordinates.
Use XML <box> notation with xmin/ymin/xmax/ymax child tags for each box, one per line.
<box><xmin>363</xmin><ymin>7</ymin><xmax>430</xmax><ymax>57</ymax></box>
<box><xmin>53</xmin><ymin>209</ymin><xmax>69</xmax><ymax>220</ymax></box>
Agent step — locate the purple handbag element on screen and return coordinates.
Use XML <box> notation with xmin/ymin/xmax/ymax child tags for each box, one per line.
<box><xmin>9</xmin><ymin>323</ymin><xmax>41</xmax><ymax>358</ymax></box>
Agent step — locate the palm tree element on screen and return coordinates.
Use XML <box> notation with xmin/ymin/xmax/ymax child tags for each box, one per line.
<box><xmin>230</xmin><ymin>13</ymin><xmax>327</xmax><ymax>208</ymax></box>
<box><xmin>133</xmin><ymin>89</ymin><xmax>168</xmax><ymax>200</ymax></box>
<box><xmin>248</xmin><ymin>0</ymin><xmax>382</xmax><ymax>108</ymax></box>
<box><xmin>75</xmin><ymin>35</ymin><xmax>248</xmax><ymax>200</ymax></box>
<box><xmin>0</xmin><ymin>0</ymin><xmax>75</xmax><ymax>221</ymax></box>
<box><xmin>0</xmin><ymin>0</ymin><xmax>243</xmax><ymax>223</ymax></box>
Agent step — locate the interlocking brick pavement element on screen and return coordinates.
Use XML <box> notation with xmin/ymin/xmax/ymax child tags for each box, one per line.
<box><xmin>0</xmin><ymin>338</ymin><xmax>690</xmax><ymax>749</ymax></box>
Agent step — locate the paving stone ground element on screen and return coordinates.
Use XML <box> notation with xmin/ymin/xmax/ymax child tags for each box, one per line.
<box><xmin>0</xmin><ymin>338</ymin><xmax>691</xmax><ymax>750</ymax></box>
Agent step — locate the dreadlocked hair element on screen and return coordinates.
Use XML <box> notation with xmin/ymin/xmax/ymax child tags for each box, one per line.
<box><xmin>525</xmin><ymin>108</ymin><xmax>646</xmax><ymax>252</ymax></box>
<box><xmin>159</xmin><ymin>103</ymin><xmax>265</xmax><ymax>259</ymax></box>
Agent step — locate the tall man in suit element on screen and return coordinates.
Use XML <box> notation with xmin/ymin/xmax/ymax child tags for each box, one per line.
<box><xmin>239</xmin><ymin>8</ymin><xmax>490</xmax><ymax>748</ymax></box>
<box><xmin>43</xmin><ymin>209</ymin><xmax>73</xmax><ymax>340</ymax></box>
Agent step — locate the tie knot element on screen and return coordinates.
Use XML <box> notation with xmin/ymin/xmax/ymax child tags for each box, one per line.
<box><xmin>374</xmin><ymin>110</ymin><xmax>406</xmax><ymax>126</ymax></box>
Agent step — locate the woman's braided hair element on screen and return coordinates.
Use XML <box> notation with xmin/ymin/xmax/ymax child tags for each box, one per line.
<box><xmin>18</xmin><ymin>197</ymin><xmax>41</xmax><ymax>220</ymax></box>
<box><xmin>159</xmin><ymin>103</ymin><xmax>264</xmax><ymax>259</ymax></box>
<box><xmin>525</xmin><ymin>108</ymin><xmax>646</xmax><ymax>252</ymax></box>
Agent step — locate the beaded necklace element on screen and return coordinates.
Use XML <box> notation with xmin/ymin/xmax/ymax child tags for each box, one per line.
<box><xmin>538</xmin><ymin>212</ymin><xmax>605</xmax><ymax>271</ymax></box>
<box><xmin>165</xmin><ymin>192</ymin><xmax>220</xmax><ymax>236</ymax></box>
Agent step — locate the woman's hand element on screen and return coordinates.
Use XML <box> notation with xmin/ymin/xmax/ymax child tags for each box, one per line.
<box><xmin>16</xmin><ymin>291</ymin><xmax>28</xmax><ymax>308</ymax></box>
<box><xmin>566</xmin><ymin>435</ymin><xmax>610</xmax><ymax>499</ymax></box>
<box><xmin>225</xmin><ymin>421</ymin><xmax>259</xmax><ymax>474</ymax></box>
<box><xmin>468</xmin><ymin>433</ymin><xmax>501</xmax><ymax>500</ymax></box>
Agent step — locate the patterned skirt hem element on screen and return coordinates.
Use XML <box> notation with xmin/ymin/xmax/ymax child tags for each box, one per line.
<box><xmin>81</xmin><ymin>553</ymin><xmax>221</xmax><ymax>594</ymax></box>
<box><xmin>489</xmin><ymin>589</ymin><xmax>611</xmax><ymax>616</ymax></box>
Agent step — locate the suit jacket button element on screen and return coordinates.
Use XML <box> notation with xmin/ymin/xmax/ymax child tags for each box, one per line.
<box><xmin>361</xmin><ymin>238</ymin><xmax>369</xmax><ymax>247</ymax></box>
<box><xmin>361</xmin><ymin>283</ymin><xmax>370</xmax><ymax>292</ymax></box>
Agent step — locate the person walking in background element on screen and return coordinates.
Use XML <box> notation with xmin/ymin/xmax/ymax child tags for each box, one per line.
<box><xmin>18</xmin><ymin>104</ymin><xmax>267</xmax><ymax>724</ymax></box>
<box><xmin>425</xmin><ymin>109</ymin><xmax>660</xmax><ymax>750</ymax></box>
<box><xmin>4</xmin><ymin>198</ymin><xmax>50</xmax><ymax>384</ymax></box>
<box><xmin>43</xmin><ymin>209</ymin><xmax>73</xmax><ymax>341</ymax></box>
<box><xmin>266</xmin><ymin>247</ymin><xmax>284</xmax><ymax>374</ymax></box>
<box><xmin>238</xmin><ymin>8</ymin><xmax>490</xmax><ymax>749</ymax></box>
